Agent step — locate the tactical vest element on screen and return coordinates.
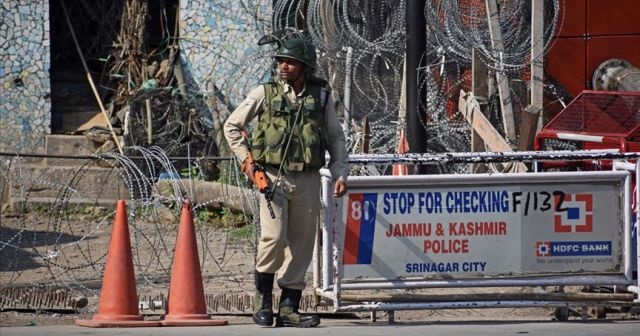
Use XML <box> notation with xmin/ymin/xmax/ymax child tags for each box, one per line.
<box><xmin>250</xmin><ymin>80</ymin><xmax>328</xmax><ymax>172</ymax></box>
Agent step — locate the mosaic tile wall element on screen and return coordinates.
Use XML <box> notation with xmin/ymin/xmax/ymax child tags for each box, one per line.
<box><xmin>179</xmin><ymin>0</ymin><xmax>273</xmax><ymax>108</ymax></box>
<box><xmin>0</xmin><ymin>1</ymin><xmax>274</xmax><ymax>153</ymax></box>
<box><xmin>0</xmin><ymin>1</ymin><xmax>51</xmax><ymax>153</ymax></box>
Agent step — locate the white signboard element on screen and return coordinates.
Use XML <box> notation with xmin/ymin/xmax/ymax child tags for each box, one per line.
<box><xmin>339</xmin><ymin>174</ymin><xmax>624</xmax><ymax>280</ymax></box>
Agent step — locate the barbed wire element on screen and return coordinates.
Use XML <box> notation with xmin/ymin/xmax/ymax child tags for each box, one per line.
<box><xmin>424</xmin><ymin>0</ymin><xmax>562</xmax><ymax>72</ymax></box>
<box><xmin>0</xmin><ymin>147</ymin><xmax>259</xmax><ymax>296</ymax></box>
<box><xmin>99</xmin><ymin>0</ymin><xmax>566</xmax><ymax>175</ymax></box>
<box><xmin>2</xmin><ymin>147</ymin><xmax>636</xmax><ymax>295</ymax></box>
<box><xmin>1</xmin><ymin>0</ymin><xmax>577</xmax><ymax>307</ymax></box>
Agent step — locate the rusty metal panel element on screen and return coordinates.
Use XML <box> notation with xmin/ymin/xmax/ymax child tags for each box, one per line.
<box><xmin>546</xmin><ymin>37</ymin><xmax>587</xmax><ymax>97</ymax></box>
<box><xmin>587</xmin><ymin>35</ymin><xmax>640</xmax><ymax>88</ymax></box>
<box><xmin>587</xmin><ymin>0</ymin><xmax>640</xmax><ymax>35</ymax></box>
<box><xmin>557</xmin><ymin>0</ymin><xmax>586</xmax><ymax>37</ymax></box>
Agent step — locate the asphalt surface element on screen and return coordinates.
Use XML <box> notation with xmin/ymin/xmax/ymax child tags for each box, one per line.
<box><xmin>2</xmin><ymin>318</ymin><xmax>639</xmax><ymax>336</ymax></box>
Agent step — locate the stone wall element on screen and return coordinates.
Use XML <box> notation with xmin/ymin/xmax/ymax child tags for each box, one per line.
<box><xmin>0</xmin><ymin>1</ymin><xmax>51</xmax><ymax>153</ymax></box>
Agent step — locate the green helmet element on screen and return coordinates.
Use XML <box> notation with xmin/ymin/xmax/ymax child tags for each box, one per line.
<box><xmin>274</xmin><ymin>38</ymin><xmax>317</xmax><ymax>70</ymax></box>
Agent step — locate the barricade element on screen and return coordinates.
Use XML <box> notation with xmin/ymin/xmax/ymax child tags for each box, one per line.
<box><xmin>314</xmin><ymin>152</ymin><xmax>639</xmax><ymax>321</ymax></box>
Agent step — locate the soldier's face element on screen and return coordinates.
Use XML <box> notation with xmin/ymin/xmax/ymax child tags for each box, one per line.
<box><xmin>277</xmin><ymin>58</ymin><xmax>304</xmax><ymax>83</ymax></box>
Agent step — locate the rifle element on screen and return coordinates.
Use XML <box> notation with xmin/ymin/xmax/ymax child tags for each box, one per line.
<box><xmin>243</xmin><ymin>154</ymin><xmax>276</xmax><ymax>219</ymax></box>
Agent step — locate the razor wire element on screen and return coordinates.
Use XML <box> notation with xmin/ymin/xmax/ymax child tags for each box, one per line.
<box><xmin>306</xmin><ymin>0</ymin><xmax>406</xmax><ymax>155</ymax></box>
<box><xmin>418</xmin><ymin>0</ymin><xmax>572</xmax><ymax>171</ymax></box>
<box><xmin>276</xmin><ymin>0</ymin><xmax>566</xmax><ymax>175</ymax></box>
<box><xmin>424</xmin><ymin>0</ymin><xmax>562</xmax><ymax>71</ymax></box>
<box><xmin>1</xmin><ymin>0</ymin><xmax>576</xmax><ymax>306</ymax></box>
<box><xmin>110</xmin><ymin>0</ymin><xmax>567</xmax><ymax>175</ymax></box>
<box><xmin>3</xmin><ymin>147</ymin><xmax>637</xmax><ymax>298</ymax></box>
<box><xmin>0</xmin><ymin>148</ymin><xmax>259</xmax><ymax>297</ymax></box>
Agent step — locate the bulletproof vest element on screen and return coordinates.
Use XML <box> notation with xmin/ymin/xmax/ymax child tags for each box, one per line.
<box><xmin>251</xmin><ymin>80</ymin><xmax>328</xmax><ymax>172</ymax></box>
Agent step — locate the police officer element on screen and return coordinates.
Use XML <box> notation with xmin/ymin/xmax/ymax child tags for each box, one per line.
<box><xmin>223</xmin><ymin>35</ymin><xmax>349</xmax><ymax>328</ymax></box>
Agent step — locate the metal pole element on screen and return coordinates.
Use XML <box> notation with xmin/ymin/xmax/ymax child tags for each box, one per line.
<box><xmin>346</xmin><ymin>149</ymin><xmax>637</xmax><ymax>165</ymax></box>
<box><xmin>333</xmin><ymin>300</ymin><xmax>626</xmax><ymax>312</ymax></box>
<box><xmin>343</xmin><ymin>47</ymin><xmax>353</xmax><ymax>140</ymax></box>
<box><xmin>613</xmin><ymin>161</ymin><xmax>640</xmax><ymax>300</ymax></box>
<box><xmin>486</xmin><ymin>0</ymin><xmax>516</xmax><ymax>142</ymax></box>
<box><xmin>593</xmin><ymin>59</ymin><xmax>640</xmax><ymax>91</ymax></box>
<box><xmin>323</xmin><ymin>275</ymin><xmax>630</xmax><ymax>291</ymax></box>
<box><xmin>406</xmin><ymin>0</ymin><xmax>427</xmax><ymax>159</ymax></box>
<box><xmin>320</xmin><ymin>171</ymin><xmax>333</xmax><ymax>290</ymax></box>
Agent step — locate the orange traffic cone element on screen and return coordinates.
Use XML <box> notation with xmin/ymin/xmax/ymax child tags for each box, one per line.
<box><xmin>392</xmin><ymin>129</ymin><xmax>409</xmax><ymax>176</ymax></box>
<box><xmin>161</xmin><ymin>200</ymin><xmax>228</xmax><ymax>326</ymax></box>
<box><xmin>76</xmin><ymin>200</ymin><xmax>161</xmax><ymax>327</ymax></box>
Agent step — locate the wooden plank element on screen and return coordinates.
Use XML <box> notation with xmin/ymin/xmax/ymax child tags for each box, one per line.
<box><xmin>518</xmin><ymin>105</ymin><xmax>540</xmax><ymax>151</ymax></box>
<box><xmin>471</xmin><ymin>49</ymin><xmax>489</xmax><ymax>173</ymax></box>
<box><xmin>459</xmin><ymin>90</ymin><xmax>528</xmax><ymax>172</ymax></box>
<box><xmin>459</xmin><ymin>90</ymin><xmax>512</xmax><ymax>153</ymax></box>
<box><xmin>360</xmin><ymin>116</ymin><xmax>371</xmax><ymax>154</ymax></box>
<box><xmin>145</xmin><ymin>99</ymin><xmax>153</xmax><ymax>145</ymax></box>
<box><xmin>531</xmin><ymin>0</ymin><xmax>545</xmax><ymax>131</ymax></box>
<box><xmin>485</xmin><ymin>0</ymin><xmax>516</xmax><ymax>142</ymax></box>
<box><xmin>472</xmin><ymin>49</ymin><xmax>489</xmax><ymax>97</ymax></box>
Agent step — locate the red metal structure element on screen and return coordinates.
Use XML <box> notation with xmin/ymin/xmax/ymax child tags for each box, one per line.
<box><xmin>535</xmin><ymin>90</ymin><xmax>640</xmax><ymax>169</ymax></box>
<box><xmin>546</xmin><ymin>0</ymin><xmax>640</xmax><ymax>97</ymax></box>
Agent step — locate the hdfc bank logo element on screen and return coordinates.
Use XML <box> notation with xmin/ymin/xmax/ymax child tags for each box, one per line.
<box><xmin>536</xmin><ymin>241</ymin><xmax>551</xmax><ymax>257</ymax></box>
<box><xmin>554</xmin><ymin>193</ymin><xmax>593</xmax><ymax>233</ymax></box>
<box><xmin>535</xmin><ymin>240</ymin><xmax>612</xmax><ymax>257</ymax></box>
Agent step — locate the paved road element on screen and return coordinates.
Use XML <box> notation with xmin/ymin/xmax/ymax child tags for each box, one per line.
<box><xmin>2</xmin><ymin>319</ymin><xmax>639</xmax><ymax>336</ymax></box>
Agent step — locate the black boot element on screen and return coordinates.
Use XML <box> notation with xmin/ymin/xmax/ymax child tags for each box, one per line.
<box><xmin>253</xmin><ymin>271</ymin><xmax>274</xmax><ymax>326</ymax></box>
<box><xmin>275</xmin><ymin>288</ymin><xmax>320</xmax><ymax>328</ymax></box>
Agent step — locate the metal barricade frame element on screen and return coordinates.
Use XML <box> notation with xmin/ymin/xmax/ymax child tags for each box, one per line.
<box><xmin>314</xmin><ymin>154</ymin><xmax>639</xmax><ymax>315</ymax></box>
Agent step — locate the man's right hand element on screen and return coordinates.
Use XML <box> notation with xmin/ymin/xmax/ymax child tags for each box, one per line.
<box><xmin>241</xmin><ymin>156</ymin><xmax>257</xmax><ymax>185</ymax></box>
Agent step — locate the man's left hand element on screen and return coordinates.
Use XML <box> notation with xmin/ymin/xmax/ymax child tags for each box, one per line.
<box><xmin>333</xmin><ymin>180</ymin><xmax>347</xmax><ymax>198</ymax></box>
